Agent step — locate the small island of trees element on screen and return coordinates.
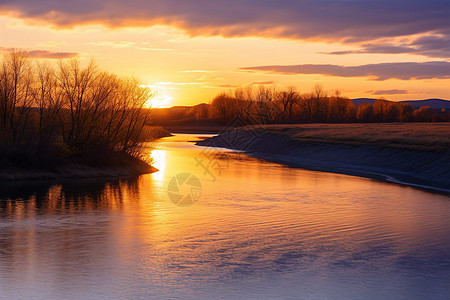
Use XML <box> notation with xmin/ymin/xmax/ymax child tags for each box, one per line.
<box><xmin>0</xmin><ymin>50</ymin><xmax>159</xmax><ymax>176</ymax></box>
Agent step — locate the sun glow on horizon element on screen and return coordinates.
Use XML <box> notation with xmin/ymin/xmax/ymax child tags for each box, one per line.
<box><xmin>141</xmin><ymin>84</ymin><xmax>173</xmax><ymax>108</ymax></box>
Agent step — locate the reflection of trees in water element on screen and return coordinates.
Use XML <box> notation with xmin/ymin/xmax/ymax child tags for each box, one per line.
<box><xmin>0</xmin><ymin>176</ymin><xmax>143</xmax><ymax>285</ymax></box>
<box><xmin>0</xmin><ymin>176</ymin><xmax>142</xmax><ymax>219</ymax></box>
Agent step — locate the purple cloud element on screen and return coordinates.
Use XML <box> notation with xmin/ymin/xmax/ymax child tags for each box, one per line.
<box><xmin>0</xmin><ymin>48</ymin><xmax>78</xmax><ymax>59</ymax></box>
<box><xmin>240</xmin><ymin>61</ymin><xmax>450</xmax><ymax>81</ymax></box>
<box><xmin>0</xmin><ymin>0</ymin><xmax>449</xmax><ymax>43</ymax></box>
<box><xmin>26</xmin><ymin>50</ymin><xmax>78</xmax><ymax>59</ymax></box>
<box><xmin>324</xmin><ymin>35</ymin><xmax>450</xmax><ymax>58</ymax></box>
<box><xmin>370</xmin><ymin>89</ymin><xmax>409</xmax><ymax>95</ymax></box>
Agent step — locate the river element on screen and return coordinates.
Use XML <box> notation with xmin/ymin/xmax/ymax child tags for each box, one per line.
<box><xmin>1</xmin><ymin>134</ymin><xmax>449</xmax><ymax>299</ymax></box>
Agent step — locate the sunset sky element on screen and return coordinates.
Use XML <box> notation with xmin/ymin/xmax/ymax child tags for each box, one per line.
<box><xmin>1</xmin><ymin>0</ymin><xmax>449</xmax><ymax>107</ymax></box>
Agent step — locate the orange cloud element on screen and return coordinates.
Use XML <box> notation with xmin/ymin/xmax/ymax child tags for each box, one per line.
<box><xmin>217</xmin><ymin>84</ymin><xmax>238</xmax><ymax>88</ymax></box>
<box><xmin>251</xmin><ymin>81</ymin><xmax>274</xmax><ymax>85</ymax></box>
<box><xmin>0</xmin><ymin>47</ymin><xmax>78</xmax><ymax>59</ymax></box>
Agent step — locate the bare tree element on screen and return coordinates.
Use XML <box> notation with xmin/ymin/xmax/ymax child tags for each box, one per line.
<box><xmin>277</xmin><ymin>86</ymin><xmax>299</xmax><ymax>122</ymax></box>
<box><xmin>0</xmin><ymin>50</ymin><xmax>34</xmax><ymax>155</ymax></box>
<box><xmin>120</xmin><ymin>78</ymin><xmax>154</xmax><ymax>154</ymax></box>
<box><xmin>31</xmin><ymin>61</ymin><xmax>64</xmax><ymax>155</ymax></box>
<box><xmin>255</xmin><ymin>85</ymin><xmax>278</xmax><ymax>124</ymax></box>
<box><xmin>57</xmin><ymin>58</ymin><xmax>98</xmax><ymax>146</ymax></box>
<box><xmin>356</xmin><ymin>103</ymin><xmax>374</xmax><ymax>122</ymax></box>
<box><xmin>328</xmin><ymin>90</ymin><xmax>356</xmax><ymax>122</ymax></box>
<box><xmin>211</xmin><ymin>92</ymin><xmax>235</xmax><ymax>123</ymax></box>
<box><xmin>234</xmin><ymin>85</ymin><xmax>255</xmax><ymax>122</ymax></box>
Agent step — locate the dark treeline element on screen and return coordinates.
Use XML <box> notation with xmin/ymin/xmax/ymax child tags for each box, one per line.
<box><xmin>209</xmin><ymin>84</ymin><xmax>450</xmax><ymax>124</ymax></box>
<box><xmin>0</xmin><ymin>50</ymin><xmax>153</xmax><ymax>169</ymax></box>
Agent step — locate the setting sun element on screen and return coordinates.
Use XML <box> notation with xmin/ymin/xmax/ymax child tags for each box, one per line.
<box><xmin>141</xmin><ymin>84</ymin><xmax>173</xmax><ymax>108</ymax></box>
<box><xmin>148</xmin><ymin>93</ymin><xmax>172</xmax><ymax>108</ymax></box>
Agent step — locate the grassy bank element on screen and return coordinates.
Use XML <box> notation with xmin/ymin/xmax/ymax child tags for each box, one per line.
<box><xmin>245</xmin><ymin>123</ymin><xmax>450</xmax><ymax>152</ymax></box>
<box><xmin>197</xmin><ymin>123</ymin><xmax>450</xmax><ymax>193</ymax></box>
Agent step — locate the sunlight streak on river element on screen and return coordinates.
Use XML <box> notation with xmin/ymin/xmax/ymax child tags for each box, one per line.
<box><xmin>150</xmin><ymin>149</ymin><xmax>166</xmax><ymax>184</ymax></box>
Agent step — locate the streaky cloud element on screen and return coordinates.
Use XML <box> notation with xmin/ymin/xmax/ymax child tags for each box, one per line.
<box><xmin>217</xmin><ymin>84</ymin><xmax>239</xmax><ymax>88</ymax></box>
<box><xmin>27</xmin><ymin>50</ymin><xmax>78</xmax><ymax>59</ymax></box>
<box><xmin>324</xmin><ymin>35</ymin><xmax>450</xmax><ymax>59</ymax></box>
<box><xmin>0</xmin><ymin>48</ymin><xmax>78</xmax><ymax>59</ymax></box>
<box><xmin>370</xmin><ymin>89</ymin><xmax>410</xmax><ymax>95</ymax></box>
<box><xmin>251</xmin><ymin>81</ymin><xmax>274</xmax><ymax>85</ymax></box>
<box><xmin>240</xmin><ymin>61</ymin><xmax>450</xmax><ymax>81</ymax></box>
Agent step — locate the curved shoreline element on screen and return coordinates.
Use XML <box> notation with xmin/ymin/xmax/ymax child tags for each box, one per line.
<box><xmin>196</xmin><ymin>129</ymin><xmax>450</xmax><ymax>195</ymax></box>
<box><xmin>0</xmin><ymin>163</ymin><xmax>158</xmax><ymax>181</ymax></box>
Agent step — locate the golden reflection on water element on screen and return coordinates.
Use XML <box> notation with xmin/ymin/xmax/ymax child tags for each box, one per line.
<box><xmin>149</xmin><ymin>149</ymin><xmax>166</xmax><ymax>184</ymax></box>
<box><xmin>1</xmin><ymin>134</ymin><xmax>450</xmax><ymax>299</ymax></box>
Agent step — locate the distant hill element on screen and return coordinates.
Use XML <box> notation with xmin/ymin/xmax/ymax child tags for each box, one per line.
<box><xmin>352</xmin><ymin>98</ymin><xmax>450</xmax><ymax>109</ymax></box>
<box><xmin>151</xmin><ymin>103</ymin><xmax>223</xmax><ymax>133</ymax></box>
<box><xmin>400</xmin><ymin>99</ymin><xmax>450</xmax><ymax>109</ymax></box>
<box><xmin>352</xmin><ymin>98</ymin><xmax>377</xmax><ymax>106</ymax></box>
<box><xmin>151</xmin><ymin>103</ymin><xmax>211</xmax><ymax>124</ymax></box>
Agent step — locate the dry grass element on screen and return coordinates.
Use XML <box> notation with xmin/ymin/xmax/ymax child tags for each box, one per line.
<box><xmin>244</xmin><ymin>123</ymin><xmax>450</xmax><ymax>152</ymax></box>
<box><xmin>139</xmin><ymin>126</ymin><xmax>172</xmax><ymax>141</ymax></box>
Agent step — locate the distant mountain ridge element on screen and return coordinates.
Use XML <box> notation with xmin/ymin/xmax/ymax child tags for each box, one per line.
<box><xmin>352</xmin><ymin>98</ymin><xmax>450</xmax><ymax>109</ymax></box>
<box><xmin>401</xmin><ymin>99</ymin><xmax>450</xmax><ymax>109</ymax></box>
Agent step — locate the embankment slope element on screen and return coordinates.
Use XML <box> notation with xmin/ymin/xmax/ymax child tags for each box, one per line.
<box><xmin>196</xmin><ymin>124</ymin><xmax>450</xmax><ymax>193</ymax></box>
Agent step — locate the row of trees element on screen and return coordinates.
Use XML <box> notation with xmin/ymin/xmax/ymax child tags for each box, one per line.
<box><xmin>210</xmin><ymin>85</ymin><xmax>449</xmax><ymax>124</ymax></box>
<box><xmin>0</xmin><ymin>50</ymin><xmax>153</xmax><ymax>166</ymax></box>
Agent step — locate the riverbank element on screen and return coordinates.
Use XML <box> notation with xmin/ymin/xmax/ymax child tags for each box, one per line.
<box><xmin>196</xmin><ymin>123</ymin><xmax>450</xmax><ymax>193</ymax></box>
<box><xmin>0</xmin><ymin>163</ymin><xmax>158</xmax><ymax>181</ymax></box>
<box><xmin>0</xmin><ymin>126</ymin><xmax>168</xmax><ymax>182</ymax></box>
<box><xmin>0</xmin><ymin>149</ymin><xmax>158</xmax><ymax>181</ymax></box>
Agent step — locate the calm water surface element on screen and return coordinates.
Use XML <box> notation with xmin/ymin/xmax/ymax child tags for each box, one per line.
<box><xmin>1</xmin><ymin>134</ymin><xmax>449</xmax><ymax>299</ymax></box>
